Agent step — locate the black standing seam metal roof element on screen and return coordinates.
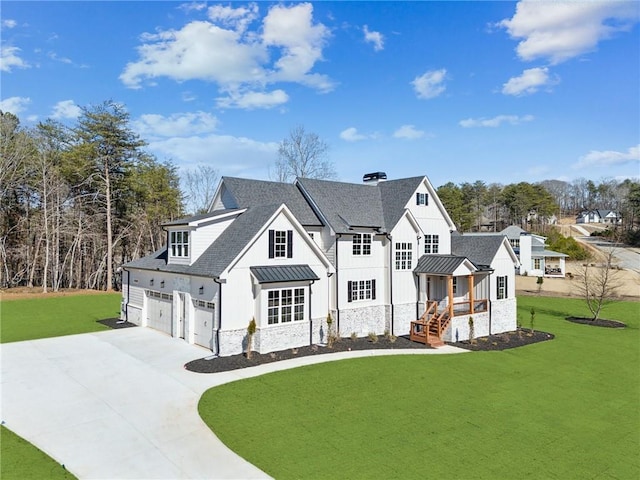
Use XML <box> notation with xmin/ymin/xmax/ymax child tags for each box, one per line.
<box><xmin>250</xmin><ymin>265</ymin><xmax>320</xmax><ymax>283</ymax></box>
<box><xmin>414</xmin><ymin>255</ymin><xmax>470</xmax><ymax>275</ymax></box>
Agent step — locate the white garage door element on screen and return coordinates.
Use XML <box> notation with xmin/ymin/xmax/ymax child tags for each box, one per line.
<box><xmin>193</xmin><ymin>299</ymin><xmax>215</xmax><ymax>350</ymax></box>
<box><xmin>146</xmin><ymin>291</ymin><xmax>173</xmax><ymax>335</ymax></box>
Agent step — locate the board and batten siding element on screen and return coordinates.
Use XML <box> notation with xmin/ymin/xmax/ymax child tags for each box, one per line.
<box><xmin>190</xmin><ymin>214</ymin><xmax>238</xmax><ymax>261</ymax></box>
<box><xmin>390</xmin><ymin>216</ymin><xmax>419</xmax><ymax>306</ymax></box>
<box><xmin>406</xmin><ymin>181</ymin><xmax>453</xmax><ymax>255</ymax></box>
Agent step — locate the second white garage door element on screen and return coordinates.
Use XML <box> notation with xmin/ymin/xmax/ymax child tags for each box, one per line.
<box><xmin>146</xmin><ymin>291</ymin><xmax>173</xmax><ymax>335</ymax></box>
<box><xmin>193</xmin><ymin>299</ymin><xmax>215</xmax><ymax>350</ymax></box>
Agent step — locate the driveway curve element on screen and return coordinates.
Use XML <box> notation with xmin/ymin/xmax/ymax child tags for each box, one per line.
<box><xmin>1</xmin><ymin>328</ymin><xmax>466</xmax><ymax>479</ymax></box>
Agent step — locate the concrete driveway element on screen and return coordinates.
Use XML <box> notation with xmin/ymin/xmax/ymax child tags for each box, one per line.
<box><xmin>1</xmin><ymin>327</ymin><xmax>467</xmax><ymax>479</ymax></box>
<box><xmin>0</xmin><ymin>328</ymin><xmax>270</xmax><ymax>480</ymax></box>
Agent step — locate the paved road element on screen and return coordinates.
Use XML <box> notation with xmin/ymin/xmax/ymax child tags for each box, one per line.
<box><xmin>1</xmin><ymin>327</ymin><xmax>468</xmax><ymax>479</ymax></box>
<box><xmin>577</xmin><ymin>236</ymin><xmax>640</xmax><ymax>273</ymax></box>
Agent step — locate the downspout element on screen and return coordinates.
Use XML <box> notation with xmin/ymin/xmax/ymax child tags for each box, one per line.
<box><xmin>308</xmin><ymin>279</ymin><xmax>316</xmax><ymax>346</ymax></box>
<box><xmin>488</xmin><ymin>272</ymin><xmax>492</xmax><ymax>335</ymax></box>
<box><xmin>120</xmin><ymin>267</ymin><xmax>129</xmax><ymax>324</ymax></box>
<box><xmin>415</xmin><ymin>272</ymin><xmax>420</xmax><ymax>320</ymax></box>
<box><xmin>335</xmin><ymin>234</ymin><xmax>342</xmax><ymax>334</ymax></box>
<box><xmin>213</xmin><ymin>277</ymin><xmax>223</xmax><ymax>356</ymax></box>
<box><xmin>385</xmin><ymin>233</ymin><xmax>394</xmax><ymax>336</ymax></box>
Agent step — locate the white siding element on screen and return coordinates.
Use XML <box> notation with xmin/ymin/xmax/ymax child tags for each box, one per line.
<box><xmin>406</xmin><ymin>180</ymin><xmax>453</xmax><ymax>254</ymax></box>
<box><xmin>390</xmin><ymin>216</ymin><xmax>420</xmax><ymax>306</ymax></box>
<box><xmin>190</xmin><ymin>215</ymin><xmax>238</xmax><ymax>262</ymax></box>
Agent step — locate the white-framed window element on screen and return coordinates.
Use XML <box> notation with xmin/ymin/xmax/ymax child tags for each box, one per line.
<box><xmin>395</xmin><ymin>242</ymin><xmax>413</xmax><ymax>270</ymax></box>
<box><xmin>269</xmin><ymin>230</ymin><xmax>292</xmax><ymax>258</ymax></box>
<box><xmin>497</xmin><ymin>276</ymin><xmax>508</xmax><ymax>300</ymax></box>
<box><xmin>509</xmin><ymin>238</ymin><xmax>520</xmax><ymax>249</ymax></box>
<box><xmin>352</xmin><ymin>233</ymin><xmax>372</xmax><ymax>255</ymax></box>
<box><xmin>452</xmin><ymin>277</ymin><xmax>458</xmax><ymax>295</ymax></box>
<box><xmin>267</xmin><ymin>288</ymin><xmax>305</xmax><ymax>325</ymax></box>
<box><xmin>194</xmin><ymin>299</ymin><xmax>215</xmax><ymax>310</ymax></box>
<box><xmin>424</xmin><ymin>234</ymin><xmax>439</xmax><ymax>254</ymax></box>
<box><xmin>347</xmin><ymin>279</ymin><xmax>376</xmax><ymax>302</ymax></box>
<box><xmin>416</xmin><ymin>192</ymin><xmax>429</xmax><ymax>206</ymax></box>
<box><xmin>533</xmin><ymin>258</ymin><xmax>541</xmax><ymax>270</ymax></box>
<box><xmin>170</xmin><ymin>231</ymin><xmax>189</xmax><ymax>257</ymax></box>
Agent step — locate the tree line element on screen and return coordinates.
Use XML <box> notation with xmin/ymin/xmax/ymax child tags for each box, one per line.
<box><xmin>436</xmin><ymin>178</ymin><xmax>640</xmax><ymax>234</ymax></box>
<box><xmin>1</xmin><ymin>102</ymin><xmax>183</xmax><ymax>291</ymax></box>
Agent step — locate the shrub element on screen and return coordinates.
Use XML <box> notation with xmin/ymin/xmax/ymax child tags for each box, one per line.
<box><xmin>350</xmin><ymin>331</ymin><xmax>358</xmax><ymax>341</ymax></box>
<box><xmin>368</xmin><ymin>332</ymin><xmax>378</xmax><ymax>343</ymax></box>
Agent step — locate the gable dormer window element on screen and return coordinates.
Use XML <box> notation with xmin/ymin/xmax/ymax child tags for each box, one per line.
<box><xmin>352</xmin><ymin>233</ymin><xmax>372</xmax><ymax>255</ymax></box>
<box><xmin>269</xmin><ymin>230</ymin><xmax>293</xmax><ymax>258</ymax></box>
<box><xmin>416</xmin><ymin>192</ymin><xmax>429</xmax><ymax>206</ymax></box>
<box><xmin>170</xmin><ymin>231</ymin><xmax>189</xmax><ymax>257</ymax></box>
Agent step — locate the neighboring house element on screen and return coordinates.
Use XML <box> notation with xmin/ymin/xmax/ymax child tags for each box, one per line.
<box><xmin>498</xmin><ymin>225</ymin><xmax>568</xmax><ymax>277</ymax></box>
<box><xmin>122</xmin><ymin>174</ymin><xmax>519</xmax><ymax>356</ymax></box>
<box><xmin>576</xmin><ymin>209</ymin><xmax>622</xmax><ymax>225</ymax></box>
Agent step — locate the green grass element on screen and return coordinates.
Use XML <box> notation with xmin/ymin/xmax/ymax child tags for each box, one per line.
<box><xmin>1</xmin><ymin>426</ymin><xmax>77</xmax><ymax>479</ymax></box>
<box><xmin>200</xmin><ymin>297</ymin><xmax>640</xmax><ymax>479</ymax></box>
<box><xmin>0</xmin><ymin>293</ymin><xmax>121</xmax><ymax>343</ymax></box>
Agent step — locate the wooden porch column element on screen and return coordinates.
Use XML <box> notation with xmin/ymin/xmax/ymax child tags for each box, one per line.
<box><xmin>447</xmin><ymin>276</ymin><xmax>454</xmax><ymax>319</ymax></box>
<box><xmin>468</xmin><ymin>275</ymin><xmax>475</xmax><ymax>314</ymax></box>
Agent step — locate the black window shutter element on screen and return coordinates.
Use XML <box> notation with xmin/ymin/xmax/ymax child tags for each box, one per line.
<box><xmin>416</xmin><ymin>192</ymin><xmax>421</xmax><ymax>205</ymax></box>
<box><xmin>268</xmin><ymin>230</ymin><xmax>275</xmax><ymax>258</ymax></box>
<box><xmin>425</xmin><ymin>194</ymin><xmax>429</xmax><ymax>205</ymax></box>
<box><xmin>505</xmin><ymin>276</ymin><xmax>508</xmax><ymax>298</ymax></box>
<box><xmin>287</xmin><ymin>230</ymin><xmax>293</xmax><ymax>258</ymax></box>
<box><xmin>347</xmin><ymin>281</ymin><xmax>353</xmax><ymax>302</ymax></box>
<box><xmin>371</xmin><ymin>279</ymin><xmax>376</xmax><ymax>300</ymax></box>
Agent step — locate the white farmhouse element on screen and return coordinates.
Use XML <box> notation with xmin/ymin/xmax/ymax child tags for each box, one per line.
<box><xmin>122</xmin><ymin>173</ymin><xmax>519</xmax><ymax>355</ymax></box>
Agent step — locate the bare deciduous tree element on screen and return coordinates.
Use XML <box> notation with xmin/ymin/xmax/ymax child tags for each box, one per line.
<box><xmin>272</xmin><ymin>125</ymin><xmax>336</xmax><ymax>183</ymax></box>
<box><xmin>182</xmin><ymin>165</ymin><xmax>219</xmax><ymax>214</ymax></box>
<box><xmin>574</xmin><ymin>242</ymin><xmax>622</xmax><ymax>321</ymax></box>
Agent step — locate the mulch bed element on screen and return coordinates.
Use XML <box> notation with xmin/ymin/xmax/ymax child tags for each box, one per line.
<box><xmin>566</xmin><ymin>317</ymin><xmax>626</xmax><ymax>328</ymax></box>
<box><xmin>449</xmin><ymin>328</ymin><xmax>554</xmax><ymax>352</ymax></box>
<box><xmin>97</xmin><ymin>318</ymin><xmax>137</xmax><ymax>329</ymax></box>
<box><xmin>185</xmin><ymin>335</ymin><xmax>433</xmax><ymax>374</ymax></box>
<box><xmin>185</xmin><ymin>329</ymin><xmax>555</xmax><ymax>374</ymax></box>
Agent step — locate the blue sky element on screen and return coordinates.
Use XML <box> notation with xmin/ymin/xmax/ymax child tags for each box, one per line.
<box><xmin>2</xmin><ymin>1</ymin><xmax>639</xmax><ymax>187</ymax></box>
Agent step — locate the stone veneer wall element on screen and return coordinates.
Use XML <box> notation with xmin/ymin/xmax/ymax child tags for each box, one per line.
<box><xmin>338</xmin><ymin>305</ymin><xmax>387</xmax><ymax>337</ymax></box>
<box><xmin>489</xmin><ymin>298</ymin><xmax>517</xmax><ymax>334</ymax></box>
<box><xmin>443</xmin><ymin>312</ymin><xmax>490</xmax><ymax>342</ymax></box>
<box><xmin>255</xmin><ymin>322</ymin><xmax>309</xmax><ymax>354</ymax></box>
<box><xmin>393</xmin><ymin>303</ymin><xmax>417</xmax><ymax>336</ymax></box>
<box><xmin>217</xmin><ymin>328</ymin><xmax>247</xmax><ymax>357</ymax></box>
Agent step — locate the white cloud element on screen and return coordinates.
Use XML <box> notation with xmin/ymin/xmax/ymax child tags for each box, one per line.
<box><xmin>147</xmin><ymin>134</ymin><xmax>278</xmax><ymax>176</ymax></box>
<box><xmin>459</xmin><ymin>114</ymin><xmax>534</xmax><ymax>128</ymax></box>
<box><xmin>499</xmin><ymin>1</ymin><xmax>639</xmax><ymax>64</ymax></box>
<box><xmin>393</xmin><ymin>125</ymin><xmax>425</xmax><ymax>140</ymax></box>
<box><xmin>502</xmin><ymin>67</ymin><xmax>556</xmax><ymax>96</ymax></box>
<box><xmin>340</xmin><ymin>127</ymin><xmax>367</xmax><ymax>142</ymax></box>
<box><xmin>1</xmin><ymin>45</ymin><xmax>29</xmax><ymax>72</ymax></box>
<box><xmin>48</xmin><ymin>52</ymin><xmax>73</xmax><ymax>64</ymax></box>
<box><xmin>363</xmin><ymin>25</ymin><xmax>384</xmax><ymax>51</ymax></box>
<box><xmin>411</xmin><ymin>69</ymin><xmax>447</xmax><ymax>99</ymax></box>
<box><xmin>216</xmin><ymin>89</ymin><xmax>289</xmax><ymax>110</ymax></box>
<box><xmin>0</xmin><ymin>96</ymin><xmax>31</xmax><ymax>114</ymax></box>
<box><xmin>51</xmin><ymin>100</ymin><xmax>81</xmax><ymax>119</ymax></box>
<box><xmin>2</xmin><ymin>19</ymin><xmax>17</xmax><ymax>29</ymax></box>
<box><xmin>120</xmin><ymin>3</ymin><xmax>333</xmax><ymax>105</ymax></box>
<box><xmin>133</xmin><ymin>111</ymin><xmax>219</xmax><ymax>138</ymax></box>
<box><xmin>574</xmin><ymin>144</ymin><xmax>640</xmax><ymax>168</ymax></box>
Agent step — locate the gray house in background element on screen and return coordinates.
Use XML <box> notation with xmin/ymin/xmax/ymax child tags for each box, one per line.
<box><xmin>576</xmin><ymin>209</ymin><xmax>622</xmax><ymax>225</ymax></box>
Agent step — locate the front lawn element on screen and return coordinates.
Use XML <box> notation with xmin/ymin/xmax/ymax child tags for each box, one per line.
<box><xmin>199</xmin><ymin>297</ymin><xmax>639</xmax><ymax>479</ymax></box>
<box><xmin>1</xmin><ymin>426</ymin><xmax>77</xmax><ymax>479</ymax></box>
<box><xmin>0</xmin><ymin>293</ymin><xmax>121</xmax><ymax>343</ymax></box>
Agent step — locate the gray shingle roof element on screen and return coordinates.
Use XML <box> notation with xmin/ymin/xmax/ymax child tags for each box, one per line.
<box><xmin>414</xmin><ymin>255</ymin><xmax>469</xmax><ymax>275</ymax></box>
<box><xmin>378</xmin><ymin>177</ymin><xmax>424</xmax><ymax>231</ymax></box>
<box><xmin>451</xmin><ymin>235</ymin><xmax>506</xmax><ymax>269</ymax></box>
<box><xmin>499</xmin><ymin>225</ymin><xmax>526</xmax><ymax>239</ymax></box>
<box><xmin>221</xmin><ymin>177</ymin><xmax>322</xmax><ymax>226</ymax></box>
<box><xmin>296</xmin><ymin>178</ymin><xmax>387</xmax><ymax>232</ymax></box>
<box><xmin>125</xmin><ymin>203</ymin><xmax>282</xmax><ymax>278</ymax></box>
<box><xmin>250</xmin><ymin>265</ymin><xmax>319</xmax><ymax>283</ymax></box>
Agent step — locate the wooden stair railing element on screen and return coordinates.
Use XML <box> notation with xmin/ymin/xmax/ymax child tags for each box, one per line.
<box><xmin>410</xmin><ymin>302</ymin><xmax>451</xmax><ymax>347</ymax></box>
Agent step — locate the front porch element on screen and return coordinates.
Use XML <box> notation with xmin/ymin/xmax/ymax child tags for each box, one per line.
<box><xmin>410</xmin><ymin>263</ymin><xmax>490</xmax><ymax>347</ymax></box>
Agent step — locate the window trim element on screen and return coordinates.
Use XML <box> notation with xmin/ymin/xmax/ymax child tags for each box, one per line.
<box><xmin>352</xmin><ymin>233</ymin><xmax>372</xmax><ymax>256</ymax></box>
<box><xmin>267</xmin><ymin>287</ymin><xmax>305</xmax><ymax>325</ymax></box>
<box><xmin>347</xmin><ymin>279</ymin><xmax>377</xmax><ymax>302</ymax></box>
<box><xmin>424</xmin><ymin>234</ymin><xmax>439</xmax><ymax>254</ymax></box>
<box><xmin>416</xmin><ymin>192</ymin><xmax>429</xmax><ymax>206</ymax></box>
<box><xmin>169</xmin><ymin>230</ymin><xmax>190</xmax><ymax>258</ymax></box>
<box><xmin>395</xmin><ymin>242</ymin><xmax>413</xmax><ymax>270</ymax></box>
<box><xmin>268</xmin><ymin>229</ymin><xmax>293</xmax><ymax>259</ymax></box>
<box><xmin>497</xmin><ymin>275</ymin><xmax>508</xmax><ymax>300</ymax></box>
